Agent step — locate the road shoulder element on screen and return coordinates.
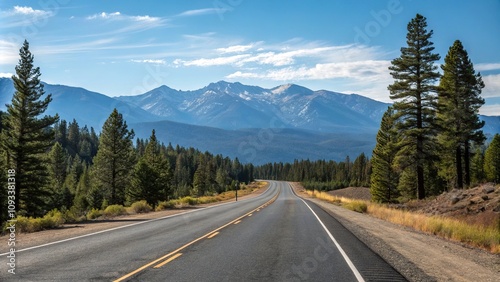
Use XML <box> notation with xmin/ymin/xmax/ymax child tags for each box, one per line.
<box><xmin>0</xmin><ymin>184</ymin><xmax>269</xmax><ymax>254</ymax></box>
<box><xmin>291</xmin><ymin>182</ymin><xmax>500</xmax><ymax>282</ymax></box>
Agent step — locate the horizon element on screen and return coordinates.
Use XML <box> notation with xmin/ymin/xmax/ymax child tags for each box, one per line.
<box><xmin>0</xmin><ymin>1</ymin><xmax>499</xmax><ymax>115</ymax></box>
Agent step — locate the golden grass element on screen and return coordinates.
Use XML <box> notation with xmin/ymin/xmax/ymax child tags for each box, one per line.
<box><xmin>156</xmin><ymin>181</ymin><xmax>269</xmax><ymax>211</ymax></box>
<box><xmin>306</xmin><ymin>189</ymin><xmax>500</xmax><ymax>254</ymax></box>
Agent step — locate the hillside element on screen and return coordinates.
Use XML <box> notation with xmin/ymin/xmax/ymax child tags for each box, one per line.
<box><xmin>118</xmin><ymin>80</ymin><xmax>390</xmax><ymax>132</ymax></box>
<box><xmin>130</xmin><ymin>120</ymin><xmax>376</xmax><ymax>164</ymax></box>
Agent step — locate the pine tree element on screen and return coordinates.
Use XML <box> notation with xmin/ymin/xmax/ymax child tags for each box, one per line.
<box><xmin>388</xmin><ymin>14</ymin><xmax>441</xmax><ymax>199</ymax></box>
<box><xmin>91</xmin><ymin>109</ymin><xmax>135</xmax><ymax>205</ymax></box>
<box><xmin>437</xmin><ymin>40</ymin><xmax>485</xmax><ymax>188</ymax></box>
<box><xmin>371</xmin><ymin>107</ymin><xmax>400</xmax><ymax>202</ymax></box>
<box><xmin>484</xmin><ymin>134</ymin><xmax>500</xmax><ymax>183</ymax></box>
<box><xmin>471</xmin><ymin>146</ymin><xmax>486</xmax><ymax>185</ymax></box>
<box><xmin>47</xmin><ymin>142</ymin><xmax>70</xmax><ymax>209</ymax></box>
<box><xmin>128</xmin><ymin>130</ymin><xmax>170</xmax><ymax>207</ymax></box>
<box><xmin>1</xmin><ymin>40</ymin><xmax>59</xmax><ymax>216</ymax></box>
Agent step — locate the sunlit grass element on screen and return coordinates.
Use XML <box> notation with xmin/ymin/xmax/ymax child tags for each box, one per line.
<box><xmin>156</xmin><ymin>181</ymin><xmax>269</xmax><ymax>211</ymax></box>
<box><xmin>306</xmin><ymin>189</ymin><xmax>500</xmax><ymax>254</ymax></box>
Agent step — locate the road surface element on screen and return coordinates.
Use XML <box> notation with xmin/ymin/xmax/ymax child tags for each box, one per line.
<box><xmin>1</xmin><ymin>181</ymin><xmax>406</xmax><ymax>281</ymax></box>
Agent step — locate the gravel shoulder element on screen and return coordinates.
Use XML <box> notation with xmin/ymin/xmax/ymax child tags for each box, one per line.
<box><xmin>291</xmin><ymin>183</ymin><xmax>500</xmax><ymax>282</ymax></box>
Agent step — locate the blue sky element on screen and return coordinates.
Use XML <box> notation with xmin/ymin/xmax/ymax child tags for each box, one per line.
<box><xmin>1</xmin><ymin>0</ymin><xmax>499</xmax><ymax>115</ymax></box>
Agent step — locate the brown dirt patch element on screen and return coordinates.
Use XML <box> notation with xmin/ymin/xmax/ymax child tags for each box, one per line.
<box><xmin>327</xmin><ymin>186</ymin><xmax>371</xmax><ymax>201</ymax></box>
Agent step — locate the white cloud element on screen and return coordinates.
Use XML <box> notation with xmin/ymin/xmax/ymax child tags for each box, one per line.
<box><xmin>0</xmin><ymin>40</ymin><xmax>19</xmax><ymax>65</ymax></box>
<box><xmin>476</xmin><ymin>63</ymin><xmax>500</xmax><ymax>72</ymax></box>
<box><xmin>86</xmin><ymin>11</ymin><xmax>162</xmax><ymax>23</ymax></box>
<box><xmin>176</xmin><ymin>8</ymin><xmax>228</xmax><ymax>17</ymax></box>
<box><xmin>482</xmin><ymin>74</ymin><xmax>500</xmax><ymax>98</ymax></box>
<box><xmin>178</xmin><ymin>54</ymin><xmax>251</xmax><ymax>67</ymax></box>
<box><xmin>0</xmin><ymin>72</ymin><xmax>13</xmax><ymax>78</ymax></box>
<box><xmin>87</xmin><ymin>11</ymin><xmax>121</xmax><ymax>20</ymax></box>
<box><xmin>479</xmin><ymin>104</ymin><xmax>500</xmax><ymax>116</ymax></box>
<box><xmin>130</xmin><ymin>59</ymin><xmax>166</xmax><ymax>65</ymax></box>
<box><xmin>12</xmin><ymin>6</ymin><xmax>53</xmax><ymax>17</ymax></box>
<box><xmin>217</xmin><ymin>44</ymin><xmax>254</xmax><ymax>54</ymax></box>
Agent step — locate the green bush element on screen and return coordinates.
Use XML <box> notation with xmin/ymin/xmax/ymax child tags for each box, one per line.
<box><xmin>102</xmin><ymin>204</ymin><xmax>127</xmax><ymax>217</ymax></box>
<box><xmin>4</xmin><ymin>209</ymin><xmax>65</xmax><ymax>233</ymax></box>
<box><xmin>156</xmin><ymin>200</ymin><xmax>179</xmax><ymax>210</ymax></box>
<box><xmin>130</xmin><ymin>200</ymin><xmax>152</xmax><ymax>213</ymax></box>
<box><xmin>62</xmin><ymin>206</ymin><xmax>86</xmax><ymax>223</ymax></box>
<box><xmin>86</xmin><ymin>208</ymin><xmax>103</xmax><ymax>220</ymax></box>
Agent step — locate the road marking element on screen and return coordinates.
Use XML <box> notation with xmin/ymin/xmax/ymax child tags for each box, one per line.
<box><xmin>207</xmin><ymin>232</ymin><xmax>220</xmax><ymax>239</ymax></box>
<box><xmin>248</xmin><ymin>213</ymin><xmax>253</xmax><ymax>217</ymax></box>
<box><xmin>233</xmin><ymin>220</ymin><xmax>242</xmax><ymax>224</ymax></box>
<box><xmin>153</xmin><ymin>253</ymin><xmax>182</xmax><ymax>268</ymax></box>
<box><xmin>290</xmin><ymin>184</ymin><xmax>365</xmax><ymax>282</ymax></box>
<box><xmin>0</xmin><ymin>184</ymin><xmax>276</xmax><ymax>257</ymax></box>
<box><xmin>113</xmin><ymin>186</ymin><xmax>281</xmax><ymax>282</ymax></box>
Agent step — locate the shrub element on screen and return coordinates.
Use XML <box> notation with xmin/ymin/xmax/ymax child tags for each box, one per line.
<box><xmin>5</xmin><ymin>209</ymin><xmax>65</xmax><ymax>233</ymax></box>
<box><xmin>344</xmin><ymin>201</ymin><xmax>368</xmax><ymax>213</ymax></box>
<box><xmin>86</xmin><ymin>208</ymin><xmax>102</xmax><ymax>220</ymax></box>
<box><xmin>130</xmin><ymin>200</ymin><xmax>152</xmax><ymax>213</ymax></box>
<box><xmin>103</xmin><ymin>205</ymin><xmax>127</xmax><ymax>217</ymax></box>
<box><xmin>62</xmin><ymin>206</ymin><xmax>86</xmax><ymax>223</ymax></box>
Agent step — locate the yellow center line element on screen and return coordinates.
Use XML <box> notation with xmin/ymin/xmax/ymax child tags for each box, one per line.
<box><xmin>113</xmin><ymin>186</ymin><xmax>281</xmax><ymax>282</ymax></box>
<box><xmin>153</xmin><ymin>253</ymin><xmax>182</xmax><ymax>269</ymax></box>
<box><xmin>207</xmin><ymin>232</ymin><xmax>219</xmax><ymax>239</ymax></box>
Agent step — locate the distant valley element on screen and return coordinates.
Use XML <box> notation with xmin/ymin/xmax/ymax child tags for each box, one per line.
<box><xmin>1</xmin><ymin>78</ymin><xmax>498</xmax><ymax>164</ymax></box>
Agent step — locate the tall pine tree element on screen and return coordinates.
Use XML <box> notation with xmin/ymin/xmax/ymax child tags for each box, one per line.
<box><xmin>128</xmin><ymin>130</ymin><xmax>170</xmax><ymax>207</ymax></box>
<box><xmin>1</xmin><ymin>40</ymin><xmax>59</xmax><ymax>216</ymax></box>
<box><xmin>437</xmin><ymin>40</ymin><xmax>485</xmax><ymax>188</ymax></box>
<box><xmin>371</xmin><ymin>107</ymin><xmax>400</xmax><ymax>202</ymax></box>
<box><xmin>91</xmin><ymin>109</ymin><xmax>135</xmax><ymax>206</ymax></box>
<box><xmin>388</xmin><ymin>14</ymin><xmax>440</xmax><ymax>199</ymax></box>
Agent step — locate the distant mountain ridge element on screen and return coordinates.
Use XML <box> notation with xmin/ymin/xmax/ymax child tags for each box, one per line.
<box><xmin>116</xmin><ymin>80</ymin><xmax>391</xmax><ymax>132</ymax></box>
<box><xmin>1</xmin><ymin>77</ymin><xmax>499</xmax><ymax>163</ymax></box>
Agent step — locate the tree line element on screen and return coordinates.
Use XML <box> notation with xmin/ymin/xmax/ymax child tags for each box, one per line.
<box><xmin>253</xmin><ymin>153</ymin><xmax>371</xmax><ymax>190</ymax></box>
<box><xmin>0</xmin><ymin>40</ymin><xmax>253</xmax><ymax>223</ymax></box>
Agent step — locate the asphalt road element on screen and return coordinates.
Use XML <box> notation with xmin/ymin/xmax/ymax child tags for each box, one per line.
<box><xmin>1</xmin><ymin>181</ymin><xmax>406</xmax><ymax>281</ymax></box>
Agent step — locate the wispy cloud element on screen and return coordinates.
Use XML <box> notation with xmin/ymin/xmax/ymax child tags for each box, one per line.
<box><xmin>0</xmin><ymin>72</ymin><xmax>13</xmax><ymax>78</ymax></box>
<box><xmin>217</xmin><ymin>44</ymin><xmax>255</xmax><ymax>54</ymax></box>
<box><xmin>11</xmin><ymin>6</ymin><xmax>53</xmax><ymax>17</ymax></box>
<box><xmin>86</xmin><ymin>11</ymin><xmax>121</xmax><ymax>20</ymax></box>
<box><xmin>0</xmin><ymin>6</ymin><xmax>55</xmax><ymax>28</ymax></box>
<box><xmin>476</xmin><ymin>63</ymin><xmax>500</xmax><ymax>72</ymax></box>
<box><xmin>176</xmin><ymin>8</ymin><xmax>228</xmax><ymax>17</ymax></box>
<box><xmin>130</xmin><ymin>59</ymin><xmax>166</xmax><ymax>65</ymax></box>
<box><xmin>482</xmin><ymin>73</ymin><xmax>500</xmax><ymax>98</ymax></box>
<box><xmin>175</xmin><ymin>54</ymin><xmax>251</xmax><ymax>67</ymax></box>
<box><xmin>86</xmin><ymin>11</ymin><xmax>162</xmax><ymax>23</ymax></box>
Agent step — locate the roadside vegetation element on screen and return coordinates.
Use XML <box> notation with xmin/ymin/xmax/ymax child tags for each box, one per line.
<box><xmin>306</xmin><ymin>190</ymin><xmax>500</xmax><ymax>254</ymax></box>
<box><xmin>2</xmin><ymin>181</ymin><xmax>267</xmax><ymax>234</ymax></box>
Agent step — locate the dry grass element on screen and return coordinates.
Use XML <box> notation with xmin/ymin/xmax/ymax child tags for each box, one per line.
<box><xmin>156</xmin><ymin>181</ymin><xmax>268</xmax><ymax>211</ymax></box>
<box><xmin>306</xmin><ymin>189</ymin><xmax>500</xmax><ymax>254</ymax></box>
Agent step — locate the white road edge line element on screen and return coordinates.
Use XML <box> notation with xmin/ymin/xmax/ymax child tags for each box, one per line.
<box><xmin>0</xmin><ymin>183</ymin><xmax>274</xmax><ymax>256</ymax></box>
<box><xmin>290</xmin><ymin>184</ymin><xmax>365</xmax><ymax>282</ymax></box>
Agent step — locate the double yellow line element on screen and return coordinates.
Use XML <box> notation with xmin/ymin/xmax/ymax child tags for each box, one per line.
<box><xmin>113</xmin><ymin>187</ymin><xmax>280</xmax><ymax>282</ymax></box>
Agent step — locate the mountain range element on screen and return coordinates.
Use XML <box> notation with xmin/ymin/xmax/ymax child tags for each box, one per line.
<box><xmin>1</xmin><ymin>77</ymin><xmax>499</xmax><ymax>164</ymax></box>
